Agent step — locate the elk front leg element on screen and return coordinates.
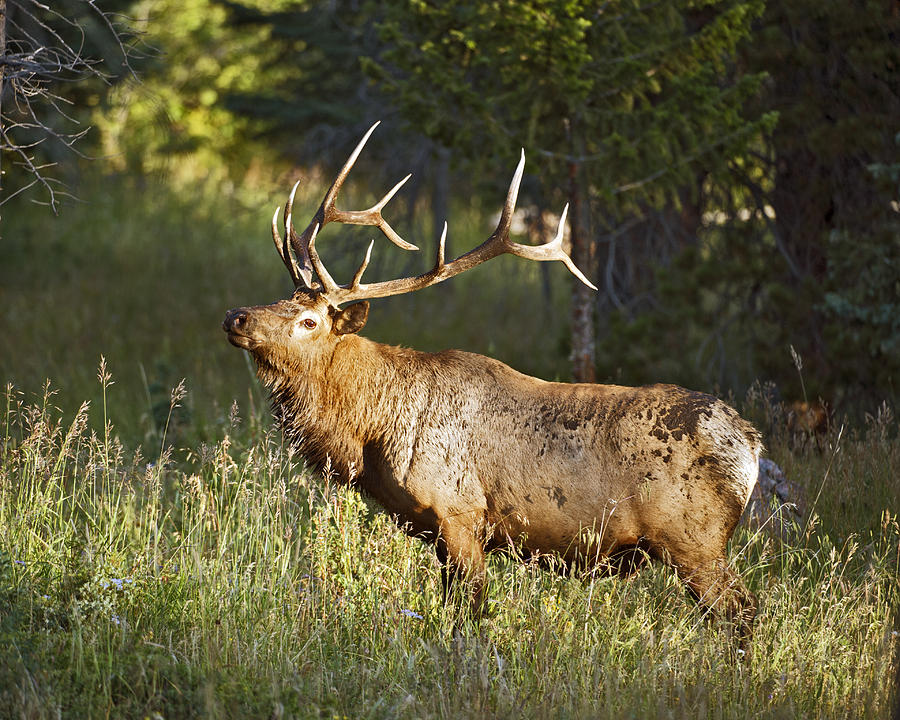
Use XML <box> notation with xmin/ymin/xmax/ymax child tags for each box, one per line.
<box><xmin>436</xmin><ymin>517</ymin><xmax>488</xmax><ymax>619</ymax></box>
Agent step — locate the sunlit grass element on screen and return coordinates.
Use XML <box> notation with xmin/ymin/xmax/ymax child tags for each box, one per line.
<box><xmin>1</xmin><ymin>380</ymin><xmax>897</xmax><ymax>718</ymax></box>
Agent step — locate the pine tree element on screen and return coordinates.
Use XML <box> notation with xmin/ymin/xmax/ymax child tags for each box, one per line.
<box><xmin>366</xmin><ymin>0</ymin><xmax>773</xmax><ymax>381</ymax></box>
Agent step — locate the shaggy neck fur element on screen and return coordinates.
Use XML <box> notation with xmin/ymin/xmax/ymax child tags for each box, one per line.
<box><xmin>255</xmin><ymin>334</ymin><xmax>416</xmax><ymax>481</ymax></box>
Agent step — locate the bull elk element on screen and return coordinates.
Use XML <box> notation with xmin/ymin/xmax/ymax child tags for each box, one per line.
<box><xmin>223</xmin><ymin>124</ymin><xmax>762</xmax><ymax>642</ymax></box>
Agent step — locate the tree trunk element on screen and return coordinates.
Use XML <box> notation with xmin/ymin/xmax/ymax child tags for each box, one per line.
<box><xmin>568</xmin><ymin>157</ymin><xmax>596</xmax><ymax>383</ymax></box>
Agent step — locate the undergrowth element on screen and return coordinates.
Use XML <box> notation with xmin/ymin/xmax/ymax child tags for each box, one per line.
<box><xmin>0</xmin><ymin>379</ymin><xmax>897</xmax><ymax>719</ymax></box>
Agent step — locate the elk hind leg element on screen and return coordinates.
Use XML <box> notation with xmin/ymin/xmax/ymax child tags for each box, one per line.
<box><xmin>676</xmin><ymin>557</ymin><xmax>757</xmax><ymax>649</ymax></box>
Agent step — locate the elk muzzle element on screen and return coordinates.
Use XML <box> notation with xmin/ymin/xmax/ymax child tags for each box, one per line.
<box><xmin>223</xmin><ymin>308</ymin><xmax>255</xmax><ymax>349</ymax></box>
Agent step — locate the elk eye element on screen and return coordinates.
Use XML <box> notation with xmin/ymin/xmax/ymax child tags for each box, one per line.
<box><xmin>303</xmin><ymin>318</ymin><xmax>317</xmax><ymax>330</ymax></box>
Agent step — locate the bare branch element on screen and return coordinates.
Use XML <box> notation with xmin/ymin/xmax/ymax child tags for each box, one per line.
<box><xmin>1</xmin><ymin>0</ymin><xmax>141</xmax><ymax>211</ymax></box>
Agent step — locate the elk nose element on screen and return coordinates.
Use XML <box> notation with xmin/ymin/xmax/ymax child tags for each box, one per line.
<box><xmin>223</xmin><ymin>308</ymin><xmax>249</xmax><ymax>333</ymax></box>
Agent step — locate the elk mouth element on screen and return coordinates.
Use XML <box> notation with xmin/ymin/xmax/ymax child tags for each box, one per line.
<box><xmin>225</xmin><ymin>330</ymin><xmax>257</xmax><ymax>350</ymax></box>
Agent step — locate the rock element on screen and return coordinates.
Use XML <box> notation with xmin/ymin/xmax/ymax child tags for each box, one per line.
<box><xmin>743</xmin><ymin>458</ymin><xmax>804</xmax><ymax>533</ymax></box>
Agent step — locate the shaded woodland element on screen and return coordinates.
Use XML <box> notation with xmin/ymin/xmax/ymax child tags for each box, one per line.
<box><xmin>2</xmin><ymin>0</ymin><xmax>898</xmax><ymax>420</ymax></box>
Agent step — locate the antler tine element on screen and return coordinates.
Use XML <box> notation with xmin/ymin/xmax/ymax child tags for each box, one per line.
<box><xmin>272</xmin><ymin>203</ymin><xmax>312</xmax><ymax>287</ymax></box>
<box><xmin>306</xmin><ymin>223</ymin><xmax>341</xmax><ymax>296</ymax></box>
<box><xmin>321</xmin><ymin>168</ymin><xmax>418</xmax><ymax>252</ymax></box>
<box><xmin>537</xmin><ymin>205</ymin><xmax>598</xmax><ymax>290</ymax></box>
<box><xmin>321</xmin><ymin>121</ymin><xmax>382</xmax><ymax>213</ymax></box>
<box><xmin>367</xmin><ymin>174</ymin><xmax>417</xmax><ymax>250</ymax></box>
<box><xmin>436</xmin><ymin>222</ymin><xmax>447</xmax><ymax>269</ymax></box>
<box><xmin>493</xmin><ymin>149</ymin><xmax>527</xmax><ymax>245</ymax></box>
<box><xmin>349</xmin><ymin>240</ymin><xmax>375</xmax><ymax>290</ymax></box>
<box><xmin>282</xmin><ymin>181</ymin><xmax>316</xmax><ymax>288</ymax></box>
<box><xmin>271</xmin><ymin>206</ymin><xmax>293</xmax><ymax>282</ymax></box>
<box><xmin>491</xmin><ymin>199</ymin><xmax>598</xmax><ymax>290</ymax></box>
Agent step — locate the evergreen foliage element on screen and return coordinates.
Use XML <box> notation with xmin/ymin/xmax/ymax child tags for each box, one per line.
<box><xmin>820</xmin><ymin>150</ymin><xmax>900</xmax><ymax>402</ymax></box>
<box><xmin>734</xmin><ymin>0</ymin><xmax>900</xmax><ymax>408</ymax></box>
<box><xmin>93</xmin><ymin>0</ymin><xmax>293</xmax><ymax>182</ymax></box>
<box><xmin>366</xmin><ymin>0</ymin><xmax>776</xmax><ymax>383</ymax></box>
<box><xmin>368</xmin><ymin>0</ymin><xmax>774</xmax><ymax>211</ymax></box>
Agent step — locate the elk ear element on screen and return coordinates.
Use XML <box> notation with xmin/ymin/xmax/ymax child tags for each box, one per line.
<box><xmin>330</xmin><ymin>301</ymin><xmax>369</xmax><ymax>335</ymax></box>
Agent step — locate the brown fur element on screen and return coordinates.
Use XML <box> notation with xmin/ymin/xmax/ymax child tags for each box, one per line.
<box><xmin>224</xmin><ymin>290</ymin><xmax>762</xmax><ymax>639</ymax></box>
<box><xmin>787</xmin><ymin>400</ymin><xmax>830</xmax><ymax>451</ymax></box>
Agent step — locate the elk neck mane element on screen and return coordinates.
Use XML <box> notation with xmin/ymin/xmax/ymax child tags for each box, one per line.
<box><xmin>257</xmin><ymin>333</ymin><xmax>433</xmax><ymax>479</ymax></box>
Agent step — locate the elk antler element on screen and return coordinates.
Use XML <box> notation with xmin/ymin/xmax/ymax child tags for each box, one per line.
<box><xmin>271</xmin><ymin>122</ymin><xmax>418</xmax><ymax>289</ymax></box>
<box><xmin>272</xmin><ymin>123</ymin><xmax>597</xmax><ymax>305</ymax></box>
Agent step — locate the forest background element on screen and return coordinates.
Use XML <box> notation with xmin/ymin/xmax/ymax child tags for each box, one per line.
<box><xmin>1</xmin><ymin>2</ymin><xmax>900</xmax><ymax>718</ymax></box>
<box><xmin>1</xmin><ymin>0</ymin><xmax>897</xmax><ymax>442</ymax></box>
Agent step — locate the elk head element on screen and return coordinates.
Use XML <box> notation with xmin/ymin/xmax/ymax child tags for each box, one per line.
<box><xmin>222</xmin><ymin>122</ymin><xmax>596</xmax><ymax>376</ymax></box>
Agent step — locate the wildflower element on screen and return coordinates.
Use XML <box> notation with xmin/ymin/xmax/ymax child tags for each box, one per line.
<box><xmin>400</xmin><ymin>609</ymin><xmax>424</xmax><ymax>620</ymax></box>
<box><xmin>102</xmin><ymin>578</ymin><xmax>133</xmax><ymax>590</ymax></box>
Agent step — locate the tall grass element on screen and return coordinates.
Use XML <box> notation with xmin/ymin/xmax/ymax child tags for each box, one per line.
<box><xmin>1</xmin><ymin>379</ymin><xmax>897</xmax><ymax>718</ymax></box>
